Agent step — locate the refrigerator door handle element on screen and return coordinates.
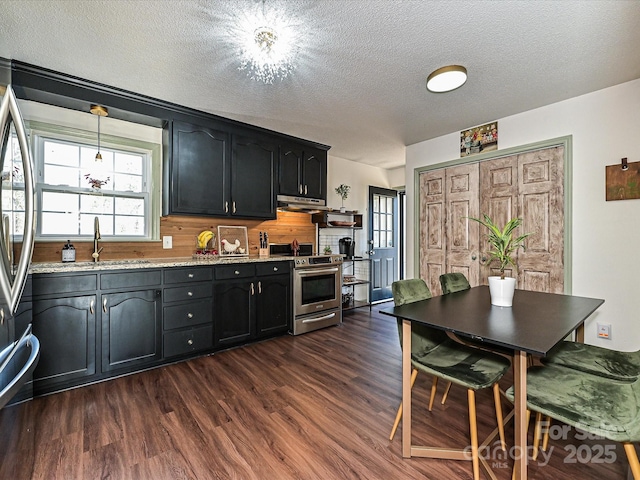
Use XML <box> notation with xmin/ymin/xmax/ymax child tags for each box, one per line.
<box><xmin>0</xmin><ymin>85</ymin><xmax>36</xmax><ymax>314</ymax></box>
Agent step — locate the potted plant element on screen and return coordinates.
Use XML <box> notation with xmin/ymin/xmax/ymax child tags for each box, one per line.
<box><xmin>468</xmin><ymin>214</ymin><xmax>531</xmax><ymax>307</ymax></box>
<box><xmin>335</xmin><ymin>184</ymin><xmax>350</xmax><ymax>213</ymax></box>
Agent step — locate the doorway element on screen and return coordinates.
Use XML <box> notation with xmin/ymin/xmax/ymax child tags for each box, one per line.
<box><xmin>368</xmin><ymin>186</ymin><xmax>398</xmax><ymax>302</ymax></box>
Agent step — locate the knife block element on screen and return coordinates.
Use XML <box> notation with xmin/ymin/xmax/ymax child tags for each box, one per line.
<box><xmin>259</xmin><ymin>248</ymin><xmax>269</xmax><ymax>258</ymax></box>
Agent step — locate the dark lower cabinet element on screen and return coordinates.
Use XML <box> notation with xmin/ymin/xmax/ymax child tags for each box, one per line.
<box><xmin>256</xmin><ymin>274</ymin><xmax>291</xmax><ymax>338</ymax></box>
<box><xmin>101</xmin><ymin>289</ymin><xmax>162</xmax><ymax>372</ymax></box>
<box><xmin>31</xmin><ymin>294</ymin><xmax>96</xmax><ymax>393</ymax></box>
<box><xmin>162</xmin><ymin>266</ymin><xmax>214</xmax><ymax>358</ymax></box>
<box><xmin>214</xmin><ymin>261</ymin><xmax>291</xmax><ymax>347</ymax></box>
<box><xmin>214</xmin><ymin>279</ymin><xmax>253</xmax><ymax>347</ymax></box>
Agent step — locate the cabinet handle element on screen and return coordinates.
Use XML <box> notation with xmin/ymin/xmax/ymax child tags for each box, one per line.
<box><xmin>0</xmin><ymin>308</ymin><xmax>4</xmax><ymax>325</ymax></box>
<box><xmin>90</xmin><ymin>299</ymin><xmax>94</xmax><ymax>315</ymax></box>
<box><xmin>187</xmin><ymin>339</ymin><xmax>193</xmax><ymax>346</ymax></box>
<box><xmin>234</xmin><ymin>270</ymin><xmax>240</xmax><ymax>275</ymax></box>
<box><xmin>304</xmin><ymin>185</ymin><xmax>308</xmax><ymax>195</ymax></box>
<box><xmin>258</xmin><ymin>281</ymin><xmax>262</xmax><ymax>294</ymax></box>
<box><xmin>273</xmin><ymin>266</ymin><xmax>278</xmax><ymax>272</ymax></box>
<box><xmin>225</xmin><ymin>201</ymin><xmax>229</xmax><ymax>213</ymax></box>
<box><xmin>187</xmin><ymin>312</ymin><xmax>193</xmax><ymax>318</ymax></box>
<box><xmin>250</xmin><ymin>282</ymin><xmax>255</xmax><ymax>295</ymax></box>
<box><xmin>232</xmin><ymin>201</ymin><xmax>237</xmax><ymax>213</ymax></box>
<box><xmin>187</xmin><ymin>291</ymin><xmax>193</xmax><ymax>297</ymax></box>
<box><xmin>103</xmin><ymin>298</ymin><xmax>107</xmax><ymax>313</ymax></box>
<box><xmin>188</xmin><ymin>273</ymin><xmax>194</xmax><ymax>278</ymax></box>
<box><xmin>299</xmin><ymin>184</ymin><xmax>303</xmax><ymax>194</ymax></box>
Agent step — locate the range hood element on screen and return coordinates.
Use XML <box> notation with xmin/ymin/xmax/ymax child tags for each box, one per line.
<box><xmin>277</xmin><ymin>195</ymin><xmax>330</xmax><ymax>214</ymax></box>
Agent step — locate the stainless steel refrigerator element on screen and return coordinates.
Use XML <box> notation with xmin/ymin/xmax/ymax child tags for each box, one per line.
<box><xmin>0</xmin><ymin>58</ymin><xmax>39</xmax><ymax>409</ymax></box>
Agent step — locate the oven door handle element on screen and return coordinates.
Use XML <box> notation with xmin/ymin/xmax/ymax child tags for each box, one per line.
<box><xmin>296</xmin><ymin>267</ymin><xmax>340</xmax><ymax>275</ymax></box>
<box><xmin>301</xmin><ymin>312</ymin><xmax>337</xmax><ymax>324</ymax></box>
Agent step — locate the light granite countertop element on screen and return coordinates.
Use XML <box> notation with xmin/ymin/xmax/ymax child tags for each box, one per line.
<box><xmin>29</xmin><ymin>255</ymin><xmax>294</xmax><ymax>274</ymax></box>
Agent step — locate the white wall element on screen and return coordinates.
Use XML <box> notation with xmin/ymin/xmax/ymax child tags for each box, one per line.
<box><xmin>325</xmin><ymin>155</ymin><xmax>391</xmax><ymax>257</ymax></box>
<box><xmin>405</xmin><ymin>78</ymin><xmax>640</xmax><ymax>351</ymax></box>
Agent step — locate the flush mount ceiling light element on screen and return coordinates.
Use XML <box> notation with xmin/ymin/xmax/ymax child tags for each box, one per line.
<box><xmin>426</xmin><ymin>65</ymin><xmax>468</xmax><ymax>93</ymax></box>
<box><xmin>237</xmin><ymin>1</ymin><xmax>298</xmax><ymax>84</ymax></box>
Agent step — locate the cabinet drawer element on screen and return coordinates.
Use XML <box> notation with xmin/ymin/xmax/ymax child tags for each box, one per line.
<box><xmin>163</xmin><ymin>299</ymin><xmax>212</xmax><ymax>330</ymax></box>
<box><xmin>33</xmin><ymin>274</ymin><xmax>97</xmax><ymax>296</ymax></box>
<box><xmin>163</xmin><ymin>283</ymin><xmax>212</xmax><ymax>303</ymax></box>
<box><xmin>256</xmin><ymin>261</ymin><xmax>291</xmax><ymax>276</ymax></box>
<box><xmin>215</xmin><ymin>264</ymin><xmax>255</xmax><ymax>280</ymax></box>
<box><xmin>163</xmin><ymin>325</ymin><xmax>213</xmax><ymax>358</ymax></box>
<box><xmin>164</xmin><ymin>267</ymin><xmax>213</xmax><ymax>284</ymax></box>
<box><xmin>100</xmin><ymin>270</ymin><xmax>162</xmax><ymax>290</ymax></box>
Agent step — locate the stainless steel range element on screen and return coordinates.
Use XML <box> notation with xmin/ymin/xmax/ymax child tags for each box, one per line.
<box><xmin>269</xmin><ymin>243</ymin><xmax>343</xmax><ymax>335</ymax></box>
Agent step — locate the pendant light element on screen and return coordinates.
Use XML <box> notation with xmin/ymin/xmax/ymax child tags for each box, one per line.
<box><xmin>90</xmin><ymin>104</ymin><xmax>108</xmax><ymax>161</ymax></box>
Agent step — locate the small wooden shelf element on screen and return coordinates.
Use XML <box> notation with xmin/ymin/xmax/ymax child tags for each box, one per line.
<box><xmin>341</xmin><ymin>257</ymin><xmax>371</xmax><ymax>313</ymax></box>
<box><xmin>312</xmin><ymin>211</ymin><xmax>363</xmax><ymax>229</ymax></box>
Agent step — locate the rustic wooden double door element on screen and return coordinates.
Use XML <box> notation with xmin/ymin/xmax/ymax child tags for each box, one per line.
<box><xmin>419</xmin><ymin>144</ymin><xmax>565</xmax><ymax>296</ymax></box>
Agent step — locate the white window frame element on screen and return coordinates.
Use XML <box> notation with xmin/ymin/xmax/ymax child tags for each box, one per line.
<box><xmin>28</xmin><ymin>121</ymin><xmax>161</xmax><ymax>242</ymax></box>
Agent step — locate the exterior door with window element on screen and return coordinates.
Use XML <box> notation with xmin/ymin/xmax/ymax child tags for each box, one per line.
<box><xmin>368</xmin><ymin>186</ymin><xmax>398</xmax><ymax>302</ymax></box>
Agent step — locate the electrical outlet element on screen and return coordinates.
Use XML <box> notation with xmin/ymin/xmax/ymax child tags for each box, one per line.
<box><xmin>597</xmin><ymin>323</ymin><xmax>611</xmax><ymax>339</ymax></box>
<box><xmin>162</xmin><ymin>236</ymin><xmax>172</xmax><ymax>249</ymax></box>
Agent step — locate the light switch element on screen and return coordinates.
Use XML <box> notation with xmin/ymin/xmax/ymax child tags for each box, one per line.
<box><xmin>163</xmin><ymin>236</ymin><xmax>172</xmax><ymax>249</ymax></box>
<box><xmin>597</xmin><ymin>323</ymin><xmax>611</xmax><ymax>339</ymax></box>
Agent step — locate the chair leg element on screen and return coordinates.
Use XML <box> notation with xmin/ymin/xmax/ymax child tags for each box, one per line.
<box><xmin>532</xmin><ymin>412</ymin><xmax>542</xmax><ymax>460</ymax></box>
<box><xmin>623</xmin><ymin>443</ymin><xmax>640</xmax><ymax>480</ymax></box>
<box><xmin>428</xmin><ymin>375</ymin><xmax>439</xmax><ymax>411</ymax></box>
<box><xmin>389</xmin><ymin>368</ymin><xmax>419</xmax><ymax>441</ymax></box>
<box><xmin>542</xmin><ymin>415</ymin><xmax>551</xmax><ymax>451</ymax></box>
<box><xmin>441</xmin><ymin>381</ymin><xmax>452</xmax><ymax>405</ymax></box>
<box><xmin>492</xmin><ymin>383</ymin><xmax>506</xmax><ymax>451</ymax></box>
<box><xmin>468</xmin><ymin>389</ymin><xmax>480</xmax><ymax>480</ymax></box>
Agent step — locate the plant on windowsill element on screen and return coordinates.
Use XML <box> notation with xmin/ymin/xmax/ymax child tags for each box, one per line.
<box><xmin>335</xmin><ymin>184</ymin><xmax>350</xmax><ymax>213</ymax></box>
<box><xmin>467</xmin><ymin>214</ymin><xmax>532</xmax><ymax>307</ymax></box>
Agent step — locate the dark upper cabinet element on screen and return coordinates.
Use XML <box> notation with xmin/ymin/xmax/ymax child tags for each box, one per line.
<box><xmin>279</xmin><ymin>143</ymin><xmax>327</xmax><ymax>200</ymax></box>
<box><xmin>166</xmin><ymin>121</ymin><xmax>277</xmax><ymax>219</ymax></box>
<box><xmin>231</xmin><ymin>134</ymin><xmax>277</xmax><ymax>219</ymax></box>
<box><xmin>167</xmin><ymin>121</ymin><xmax>230</xmax><ymax>216</ymax></box>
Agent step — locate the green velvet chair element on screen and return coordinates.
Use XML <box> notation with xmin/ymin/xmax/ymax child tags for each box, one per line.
<box><xmin>388</xmin><ymin>279</ymin><xmax>449</xmax><ymax>441</ymax></box>
<box><xmin>391</xmin><ymin>279</ymin><xmax>511</xmax><ymax>480</ymax></box>
<box><xmin>542</xmin><ymin>341</ymin><xmax>640</xmax><ymax>382</ymax></box>
<box><xmin>505</xmin><ymin>365</ymin><xmax>640</xmax><ymax>479</ymax></box>
<box><xmin>437</xmin><ymin>273</ymin><xmax>472</xmax><ymax>405</ymax></box>
<box><xmin>439</xmin><ymin>272</ymin><xmax>471</xmax><ymax>295</ymax></box>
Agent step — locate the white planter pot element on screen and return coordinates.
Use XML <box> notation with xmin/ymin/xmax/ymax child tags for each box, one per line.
<box><xmin>488</xmin><ymin>276</ymin><xmax>516</xmax><ymax>307</ymax></box>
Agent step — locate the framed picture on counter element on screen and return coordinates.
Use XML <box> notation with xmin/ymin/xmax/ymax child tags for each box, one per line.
<box><xmin>217</xmin><ymin>226</ymin><xmax>249</xmax><ymax>256</ymax></box>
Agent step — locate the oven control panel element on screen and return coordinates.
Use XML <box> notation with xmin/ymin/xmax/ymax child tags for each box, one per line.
<box><xmin>294</xmin><ymin>255</ymin><xmax>343</xmax><ymax>268</ymax></box>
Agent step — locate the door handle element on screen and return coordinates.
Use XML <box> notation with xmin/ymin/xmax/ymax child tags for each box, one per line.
<box><xmin>103</xmin><ymin>298</ymin><xmax>108</xmax><ymax>313</ymax></box>
<box><xmin>471</xmin><ymin>254</ymin><xmax>477</xmax><ymax>260</ymax></box>
<box><xmin>90</xmin><ymin>299</ymin><xmax>94</xmax><ymax>315</ymax></box>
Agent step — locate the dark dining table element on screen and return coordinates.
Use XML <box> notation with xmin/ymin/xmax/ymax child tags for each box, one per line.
<box><xmin>380</xmin><ymin>285</ymin><xmax>604</xmax><ymax>480</ymax></box>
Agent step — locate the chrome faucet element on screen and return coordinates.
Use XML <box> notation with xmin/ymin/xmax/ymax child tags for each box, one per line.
<box><xmin>92</xmin><ymin>216</ymin><xmax>103</xmax><ymax>262</ymax></box>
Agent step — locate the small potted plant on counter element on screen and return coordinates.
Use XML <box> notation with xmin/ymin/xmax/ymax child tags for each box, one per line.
<box><xmin>468</xmin><ymin>214</ymin><xmax>532</xmax><ymax>307</ymax></box>
<box><xmin>335</xmin><ymin>184</ymin><xmax>351</xmax><ymax>213</ymax></box>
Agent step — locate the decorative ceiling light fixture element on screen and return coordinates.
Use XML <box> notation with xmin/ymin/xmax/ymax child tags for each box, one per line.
<box><xmin>426</xmin><ymin>65</ymin><xmax>468</xmax><ymax>93</ymax></box>
<box><xmin>238</xmin><ymin>1</ymin><xmax>298</xmax><ymax>84</ymax></box>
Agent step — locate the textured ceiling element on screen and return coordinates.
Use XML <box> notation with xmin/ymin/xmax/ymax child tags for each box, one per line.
<box><xmin>2</xmin><ymin>0</ymin><xmax>640</xmax><ymax>169</ymax></box>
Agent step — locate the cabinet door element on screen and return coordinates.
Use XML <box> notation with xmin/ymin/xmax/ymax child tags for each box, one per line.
<box><xmin>231</xmin><ymin>135</ymin><xmax>277</xmax><ymax>219</ymax></box>
<box><xmin>101</xmin><ymin>289</ymin><xmax>162</xmax><ymax>372</ymax></box>
<box><xmin>256</xmin><ymin>274</ymin><xmax>291</xmax><ymax>338</ymax></box>
<box><xmin>302</xmin><ymin>148</ymin><xmax>327</xmax><ymax>200</ymax></box>
<box><xmin>213</xmin><ymin>280</ymin><xmax>253</xmax><ymax>347</ymax></box>
<box><xmin>279</xmin><ymin>144</ymin><xmax>303</xmax><ymax>196</ymax></box>
<box><xmin>170</xmin><ymin>121</ymin><xmax>230</xmax><ymax>216</ymax></box>
<box><xmin>31</xmin><ymin>295</ymin><xmax>96</xmax><ymax>390</ymax></box>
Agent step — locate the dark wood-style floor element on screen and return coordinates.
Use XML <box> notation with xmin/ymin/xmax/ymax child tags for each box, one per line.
<box><xmin>0</xmin><ymin>305</ymin><xmax>634</xmax><ymax>479</ymax></box>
